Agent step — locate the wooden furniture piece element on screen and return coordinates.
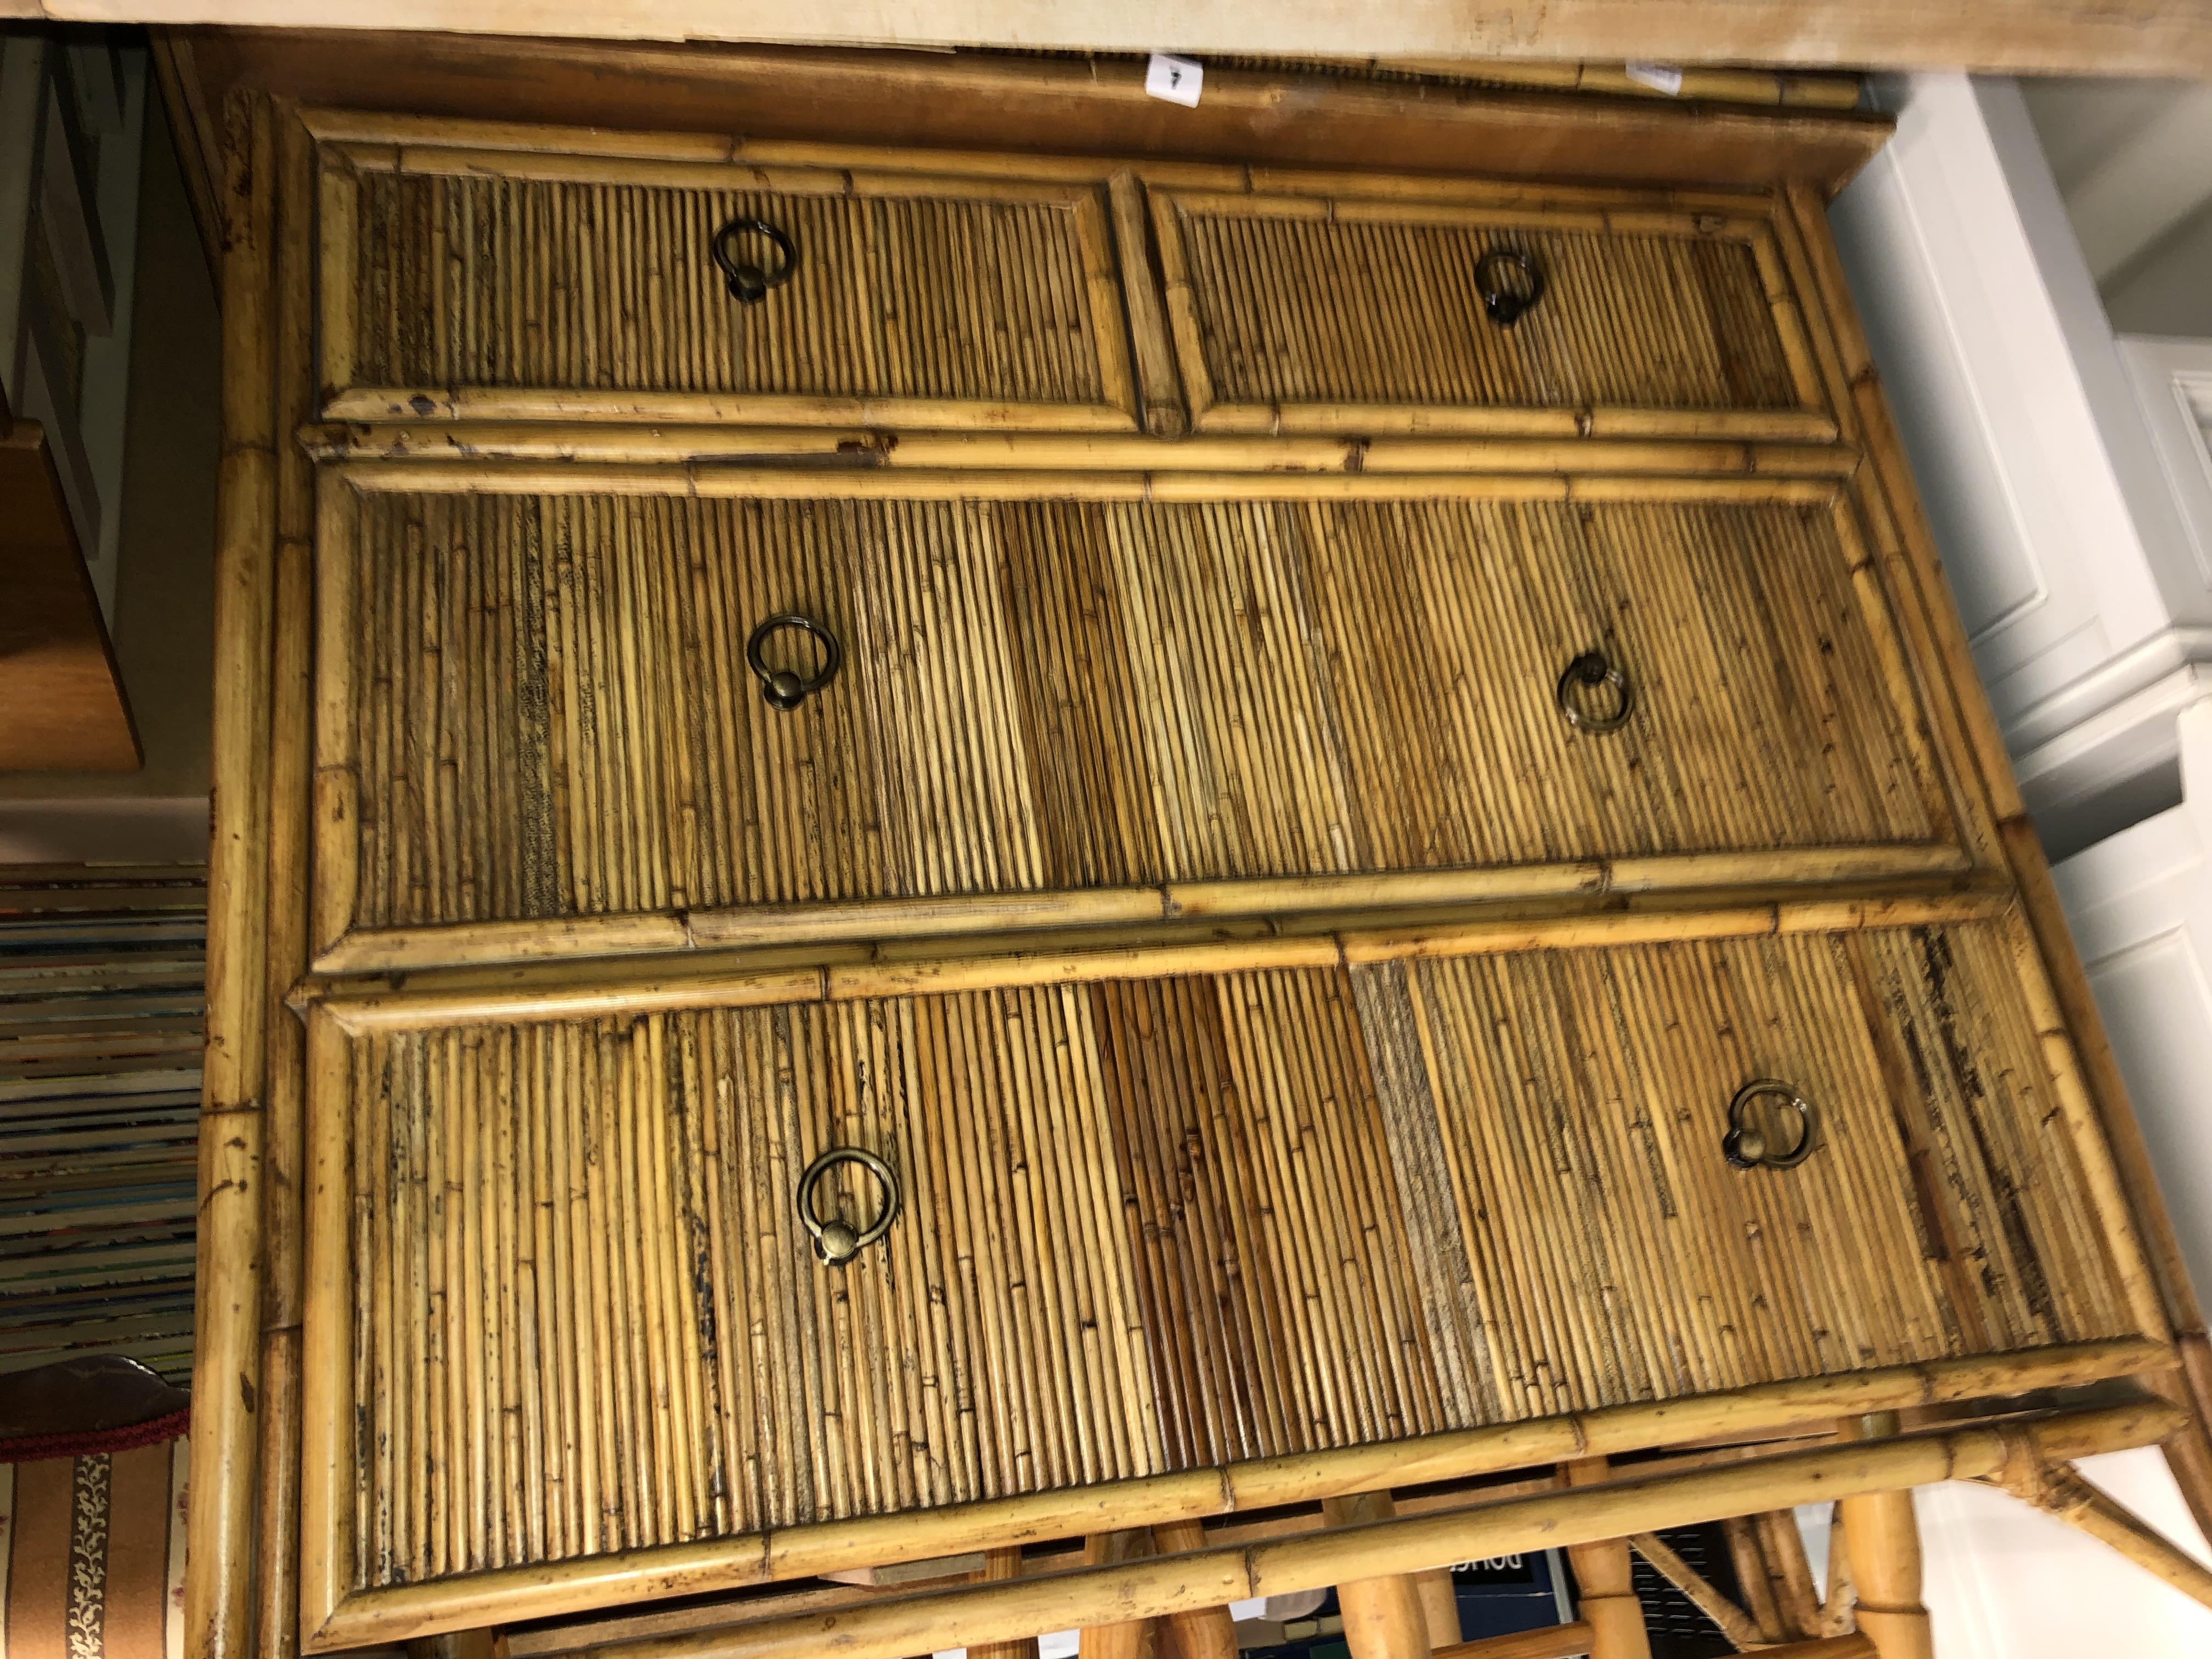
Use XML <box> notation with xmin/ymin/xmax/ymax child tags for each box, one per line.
<box><xmin>171</xmin><ymin>37</ymin><xmax>2212</xmax><ymax>1659</ymax></box>
<box><xmin>1</xmin><ymin>26</ymin><xmax>150</xmax><ymax>770</ymax></box>
<box><xmin>0</xmin><ymin>421</ymin><xmax>140</xmax><ymax>769</ymax></box>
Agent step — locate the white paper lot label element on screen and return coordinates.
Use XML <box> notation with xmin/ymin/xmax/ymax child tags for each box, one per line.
<box><xmin>1146</xmin><ymin>53</ymin><xmax>1204</xmax><ymax>107</ymax></box>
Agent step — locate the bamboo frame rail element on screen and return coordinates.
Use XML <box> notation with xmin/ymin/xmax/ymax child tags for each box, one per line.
<box><xmin>1436</xmin><ymin>1626</ymin><xmax>1596</xmax><ymax>1659</ymax></box>
<box><xmin>309</xmin><ymin>857</ymin><xmax>1989</xmax><ymax>981</ymax></box>
<box><xmin>549</xmin><ymin>1403</ymin><xmax>2177</xmax><ymax>1659</ymax></box>
<box><xmin>295</xmin><ymin>1356</ymin><xmax>2168</xmax><ymax>1649</ymax></box>
<box><xmin>297</xmin><ymin>422</ymin><xmax>1861</xmax><ymax>480</ymax></box>
<box><xmin>303</xmin><ymin>886</ymin><xmax>2018</xmax><ymax>1035</ymax></box>
<box><xmin>1988</xmin><ymin>1455</ymin><xmax>2212</xmax><ymax>1612</ymax></box>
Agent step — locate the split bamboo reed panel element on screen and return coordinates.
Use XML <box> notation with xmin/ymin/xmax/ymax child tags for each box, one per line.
<box><xmin>1148</xmin><ymin>186</ymin><xmax>1830</xmax><ymax>437</ymax></box>
<box><xmin>1364</xmin><ymin>925</ymin><xmax>2140</xmax><ymax>1424</ymax></box>
<box><xmin>316</xmin><ymin>482</ymin><xmax>1959</xmax><ymax>963</ymax></box>
<box><xmin>321</xmin><ymin>146</ymin><xmax>1142</xmax><ymax>430</ymax></box>
<box><xmin>308</xmin><ymin>923</ymin><xmax>2140</xmax><ymax>1604</ymax></box>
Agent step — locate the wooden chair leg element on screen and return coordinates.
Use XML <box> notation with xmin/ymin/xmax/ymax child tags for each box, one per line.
<box><xmin>1152</xmin><ymin>1522</ymin><xmax>1239</xmax><ymax>1659</ymax></box>
<box><xmin>1323</xmin><ymin>1493</ymin><xmax>1432</xmax><ymax>1659</ymax></box>
<box><xmin>970</xmin><ymin>1549</ymin><xmax>1042</xmax><ymax>1659</ymax></box>
<box><xmin>1837</xmin><ymin>1414</ymin><xmax>1933</xmax><ymax>1659</ymax></box>
<box><xmin>1561</xmin><ymin>1460</ymin><xmax>1651</xmax><ymax>1659</ymax></box>
<box><xmin>1081</xmin><ymin>1532</ymin><xmax>1161</xmax><ymax>1659</ymax></box>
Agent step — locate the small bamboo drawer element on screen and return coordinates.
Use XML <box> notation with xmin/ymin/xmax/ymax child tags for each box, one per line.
<box><xmin>307</xmin><ymin>465</ymin><xmax>1982</xmax><ymax>973</ymax></box>
<box><xmin>1144</xmin><ymin>172</ymin><xmax>1837</xmax><ymax>440</ymax></box>
<box><xmin>310</xmin><ymin>112</ymin><xmax>1153</xmax><ymax>432</ymax></box>
<box><xmin>296</xmin><ymin>919</ymin><xmax>2149</xmax><ymax>1638</ymax></box>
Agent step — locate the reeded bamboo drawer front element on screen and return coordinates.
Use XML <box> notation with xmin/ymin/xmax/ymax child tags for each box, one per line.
<box><xmin>298</xmin><ymin>920</ymin><xmax>2146</xmax><ymax>1628</ymax></box>
<box><xmin>309</xmin><ymin>468</ymin><xmax>1974</xmax><ymax>970</ymax></box>
<box><xmin>315</xmin><ymin>125</ymin><xmax>1150</xmax><ymax>431</ymax></box>
<box><xmin>1146</xmin><ymin>175</ymin><xmax>1836</xmax><ymax>439</ymax></box>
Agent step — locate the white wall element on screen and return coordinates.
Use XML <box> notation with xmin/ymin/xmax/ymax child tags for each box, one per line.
<box><xmin>1831</xmin><ymin>74</ymin><xmax>2212</xmax><ymax>860</ymax></box>
<box><xmin>1830</xmin><ymin>71</ymin><xmax>2212</xmax><ymax>1657</ymax></box>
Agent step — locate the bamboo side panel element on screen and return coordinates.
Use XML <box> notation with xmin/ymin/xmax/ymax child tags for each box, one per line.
<box><xmin>1153</xmin><ymin>188</ymin><xmax>1822</xmax><ymax>433</ymax></box>
<box><xmin>325</xmin><ymin>156</ymin><xmax>1139</xmax><ymax>428</ymax></box>
<box><xmin>1367</xmin><ymin>925</ymin><xmax>2139</xmax><ymax>1423</ymax></box>
<box><xmin>322</xmin><ymin>487</ymin><xmax>1954</xmax><ymax>957</ymax></box>
<box><xmin>338</xmin><ymin>985</ymin><xmax>1161</xmax><ymax>1589</ymax></box>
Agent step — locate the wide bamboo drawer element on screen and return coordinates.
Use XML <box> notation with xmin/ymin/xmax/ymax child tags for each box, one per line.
<box><xmin>308</xmin><ymin>465</ymin><xmax>1980</xmax><ymax>973</ymax></box>
<box><xmin>312</xmin><ymin>115</ymin><xmax>1152</xmax><ymax>431</ymax></box>
<box><xmin>1146</xmin><ymin>172</ymin><xmax>1837</xmax><ymax>441</ymax></box>
<box><xmin>296</xmin><ymin>917</ymin><xmax>2153</xmax><ymax>1641</ymax></box>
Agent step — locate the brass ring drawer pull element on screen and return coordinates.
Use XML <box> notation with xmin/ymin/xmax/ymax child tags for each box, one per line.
<box><xmin>747</xmin><ymin>612</ymin><xmax>842</xmax><ymax>710</ymax></box>
<box><xmin>1475</xmin><ymin>247</ymin><xmax>1545</xmax><ymax>327</ymax></box>
<box><xmin>1556</xmin><ymin>650</ymin><xmax>1634</xmax><ymax>733</ymax></box>
<box><xmin>712</xmin><ymin>217</ymin><xmax>799</xmax><ymax>304</ymax></box>
<box><xmin>797</xmin><ymin>1147</ymin><xmax>901</xmax><ymax>1266</ymax></box>
<box><xmin>1723</xmin><ymin>1080</ymin><xmax>1819</xmax><ymax>1170</ymax></box>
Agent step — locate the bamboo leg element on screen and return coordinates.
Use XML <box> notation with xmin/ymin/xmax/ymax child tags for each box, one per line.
<box><xmin>1413</xmin><ymin>1568</ymin><xmax>1462</xmax><ymax>1647</ymax></box>
<box><xmin>187</xmin><ymin>87</ymin><xmax>278</xmax><ymax>1659</ymax></box>
<box><xmin>1720</xmin><ymin>1516</ymin><xmax>1785</xmax><ymax>1643</ymax></box>
<box><xmin>1561</xmin><ymin>1461</ymin><xmax>1650</xmax><ymax>1659</ymax></box>
<box><xmin>1991</xmin><ymin>1458</ymin><xmax>2212</xmax><ymax>1610</ymax></box>
<box><xmin>1757</xmin><ymin>1510</ymin><xmax>1822</xmax><ymax>1639</ymax></box>
<box><xmin>1324</xmin><ymin>1493</ymin><xmax>1435</xmax><ymax>1659</ymax></box>
<box><xmin>1152</xmin><ymin>1523</ymin><xmax>1237</xmax><ymax>1659</ymax></box>
<box><xmin>1837</xmin><ymin>1415</ymin><xmax>1932</xmax><ymax>1659</ymax></box>
<box><xmin>1818</xmin><ymin>1504</ymin><xmax>1857</xmax><ymax>1637</ymax></box>
<box><xmin>970</xmin><ymin>1550</ymin><xmax>1040</xmax><ymax>1659</ymax></box>
<box><xmin>1082</xmin><ymin>1532</ymin><xmax>1161</xmax><ymax>1659</ymax></box>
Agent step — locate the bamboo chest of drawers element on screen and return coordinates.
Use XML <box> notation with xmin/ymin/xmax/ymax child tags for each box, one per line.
<box><xmin>180</xmin><ymin>42</ymin><xmax>2212</xmax><ymax>1659</ymax></box>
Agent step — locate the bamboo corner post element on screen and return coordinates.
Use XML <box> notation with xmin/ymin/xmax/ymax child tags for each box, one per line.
<box><xmin>969</xmin><ymin>1551</ymin><xmax>1041</xmax><ymax>1659</ymax></box>
<box><xmin>1560</xmin><ymin>1461</ymin><xmax>1651</xmax><ymax>1659</ymax></box>
<box><xmin>1151</xmin><ymin>1524</ymin><xmax>1237</xmax><ymax>1659</ymax></box>
<box><xmin>1081</xmin><ymin>1533</ymin><xmax>1161</xmax><ymax>1659</ymax></box>
<box><xmin>1837</xmin><ymin>1415</ymin><xmax>1932</xmax><ymax>1659</ymax></box>
<box><xmin>188</xmin><ymin>86</ymin><xmax>278</xmax><ymax>1659</ymax></box>
<box><xmin>1323</xmin><ymin>1494</ymin><xmax>1435</xmax><ymax>1659</ymax></box>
